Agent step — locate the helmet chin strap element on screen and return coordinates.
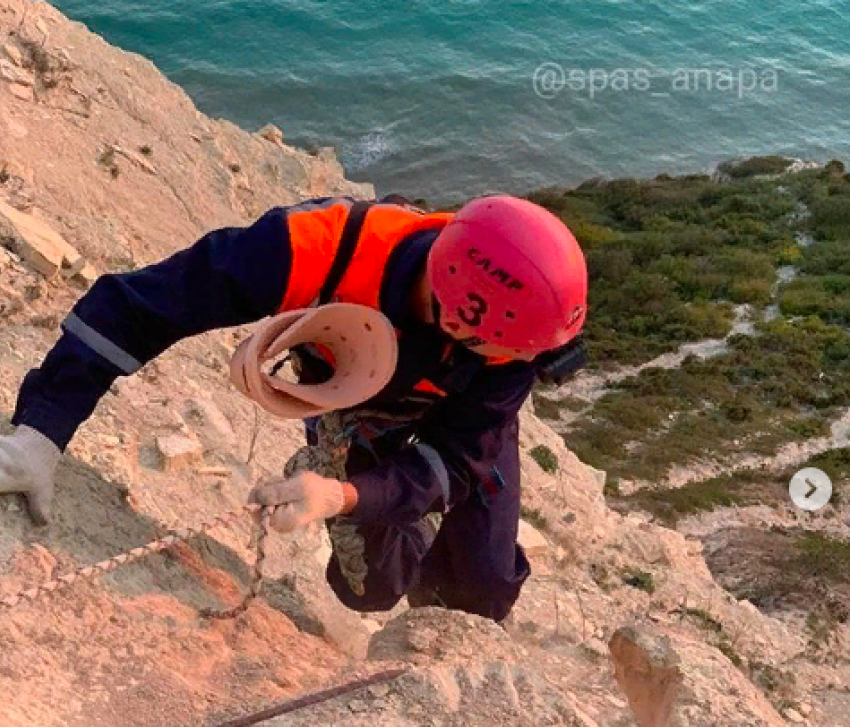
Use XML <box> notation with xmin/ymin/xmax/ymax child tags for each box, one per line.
<box><xmin>430</xmin><ymin>294</ymin><xmax>472</xmax><ymax>359</ymax></box>
<box><xmin>430</xmin><ymin>294</ymin><xmax>442</xmax><ymax>327</ymax></box>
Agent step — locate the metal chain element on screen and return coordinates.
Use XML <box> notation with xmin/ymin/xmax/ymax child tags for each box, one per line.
<box><xmin>198</xmin><ymin>505</ymin><xmax>273</xmax><ymax>620</ymax></box>
<box><xmin>0</xmin><ymin>502</ymin><xmax>275</xmax><ymax>613</ymax></box>
<box><xmin>0</xmin><ymin>408</ymin><xmax>390</xmax><ymax>616</ymax></box>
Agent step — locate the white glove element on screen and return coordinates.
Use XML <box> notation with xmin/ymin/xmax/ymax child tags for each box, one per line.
<box><xmin>248</xmin><ymin>471</ymin><xmax>345</xmax><ymax>533</ymax></box>
<box><xmin>0</xmin><ymin>425</ymin><xmax>61</xmax><ymax>525</ymax></box>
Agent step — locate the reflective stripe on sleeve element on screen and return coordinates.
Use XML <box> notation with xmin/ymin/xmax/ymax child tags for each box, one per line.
<box><xmin>63</xmin><ymin>312</ymin><xmax>142</xmax><ymax>374</ymax></box>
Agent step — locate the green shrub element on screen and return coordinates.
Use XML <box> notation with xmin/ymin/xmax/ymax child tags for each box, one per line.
<box><xmin>780</xmin><ymin>279</ymin><xmax>850</xmax><ymax>324</ymax></box>
<box><xmin>529</xmin><ymin>444</ymin><xmax>559</xmax><ymax>474</ymax></box>
<box><xmin>570</xmin><ymin>220</ymin><xmax>619</xmax><ymax>248</ymax></box>
<box><xmin>721</xmin><ymin>401</ymin><xmax>753</xmax><ymax>422</ymax></box>
<box><xmin>532</xmin><ymin>392</ymin><xmax>561</xmax><ymax>420</ymax></box>
<box><xmin>777</xmin><ymin>245</ymin><xmax>803</xmax><ymax>265</ymax></box>
<box><xmin>795</xmin><ymin>532</ymin><xmax>850</xmax><ymax>581</ymax></box>
<box><xmin>19</xmin><ymin>39</ymin><xmax>53</xmax><ymax>75</ymax></box>
<box><xmin>728</xmin><ymin>278</ymin><xmax>772</xmax><ymax>305</ymax></box>
<box><xmin>681</xmin><ymin>607</ymin><xmax>723</xmax><ymax>633</ymax></box>
<box><xmin>519</xmin><ymin>505</ymin><xmax>549</xmax><ymax>531</ymax></box>
<box><xmin>785</xmin><ymin>417</ymin><xmax>830</xmax><ymax>438</ymax></box>
<box><xmin>804</xmin><ymin>447</ymin><xmax>850</xmax><ymax>480</ymax></box>
<box><xmin>621</xmin><ymin>568</ymin><xmax>656</xmax><ymax>594</ymax></box>
<box><xmin>717</xmin><ymin>639</ymin><xmax>743</xmax><ymax>667</ymax></box>
<box><xmin>822</xmin><ymin>275</ymin><xmax>850</xmax><ymax>295</ymax></box>
<box><xmin>810</xmin><ymin>197</ymin><xmax>850</xmax><ymax>240</ymax></box>
<box><xmin>557</xmin><ymin>396</ymin><xmax>590</xmax><ymax>412</ymax></box>
<box><xmin>718</xmin><ymin>156</ymin><xmax>793</xmax><ymax>179</ymax></box>
<box><xmin>824</xmin><ymin>159</ymin><xmax>846</xmax><ymax>176</ymax></box>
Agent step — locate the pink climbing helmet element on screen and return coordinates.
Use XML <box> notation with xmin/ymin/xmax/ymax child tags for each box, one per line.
<box><xmin>426</xmin><ymin>195</ymin><xmax>588</xmax><ymax>356</ymax></box>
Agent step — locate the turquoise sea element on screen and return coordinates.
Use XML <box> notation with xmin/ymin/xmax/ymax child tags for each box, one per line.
<box><xmin>53</xmin><ymin>0</ymin><xmax>850</xmax><ymax>205</ymax></box>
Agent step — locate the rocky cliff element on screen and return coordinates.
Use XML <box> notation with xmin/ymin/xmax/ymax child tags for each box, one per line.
<box><xmin>0</xmin><ymin>2</ymin><xmax>847</xmax><ymax>726</ymax></box>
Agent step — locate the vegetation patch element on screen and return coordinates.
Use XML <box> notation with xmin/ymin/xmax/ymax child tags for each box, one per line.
<box><xmin>519</xmin><ymin>505</ymin><xmax>549</xmax><ymax>531</ymax></box>
<box><xmin>561</xmin><ymin>316</ymin><xmax>850</xmax><ymax>483</ymax></box>
<box><xmin>556</xmin><ymin>396</ymin><xmax>590</xmax><ymax>412</ymax></box>
<box><xmin>702</xmin><ymin>526</ymin><xmax>850</xmax><ymax>635</ymax></box>
<box><xmin>620</xmin><ymin>567</ymin><xmax>655</xmax><ymax>594</ymax></box>
<box><xmin>717</xmin><ymin>155</ymin><xmax>794</xmax><ymax>179</ymax></box>
<box><xmin>530</xmin><ymin>162</ymin><xmax>850</xmax><ymax>486</ymax></box>
<box><xmin>98</xmin><ymin>148</ymin><xmax>120</xmax><ymax>179</ymax></box>
<box><xmin>794</xmin><ymin>532</ymin><xmax>850</xmax><ymax>582</ymax></box>
<box><xmin>18</xmin><ymin>38</ymin><xmax>53</xmax><ymax>75</ymax></box>
<box><xmin>529</xmin><ymin>444</ymin><xmax>559</xmax><ymax>474</ymax></box>
<box><xmin>621</xmin><ymin>475</ymin><xmax>747</xmax><ymax>525</ymax></box>
<box><xmin>531</xmin><ymin>392</ymin><xmax>562</xmax><ymax>420</ymax></box>
<box><xmin>805</xmin><ymin>600</ymin><xmax>848</xmax><ymax>660</ymax></box>
<box><xmin>528</xmin><ymin>170</ymin><xmax>801</xmax><ymax>367</ymax></box>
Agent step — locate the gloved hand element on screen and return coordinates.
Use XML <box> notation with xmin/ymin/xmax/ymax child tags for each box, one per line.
<box><xmin>0</xmin><ymin>425</ymin><xmax>61</xmax><ymax>525</ymax></box>
<box><xmin>247</xmin><ymin>471</ymin><xmax>345</xmax><ymax>533</ymax></box>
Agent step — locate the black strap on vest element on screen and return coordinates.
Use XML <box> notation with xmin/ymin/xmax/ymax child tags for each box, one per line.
<box><xmin>317</xmin><ymin>200</ymin><xmax>373</xmax><ymax>305</ymax></box>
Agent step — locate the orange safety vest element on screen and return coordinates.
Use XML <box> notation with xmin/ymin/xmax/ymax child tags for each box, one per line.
<box><xmin>278</xmin><ymin>198</ymin><xmax>511</xmax><ymax>403</ymax></box>
<box><xmin>280</xmin><ymin>199</ymin><xmax>454</xmax><ymax>312</ymax></box>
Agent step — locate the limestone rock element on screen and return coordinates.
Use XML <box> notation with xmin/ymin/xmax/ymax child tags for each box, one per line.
<box><xmin>313</xmin><ymin>146</ymin><xmax>338</xmax><ymax>163</ymax></box>
<box><xmin>0</xmin><ymin>200</ymin><xmax>88</xmax><ymax>279</ymax></box>
<box><xmin>183</xmin><ymin>397</ymin><xmax>236</xmax><ymax>452</ymax></box>
<box><xmin>8</xmin><ymin>83</ymin><xmax>33</xmax><ymax>102</ymax></box>
<box><xmin>518</xmin><ymin>519</ymin><xmax>549</xmax><ymax>558</ymax></box>
<box><xmin>113</xmin><ymin>145</ymin><xmax>157</xmax><ymax>175</ymax></box>
<box><xmin>155</xmin><ymin>434</ymin><xmax>204</xmax><ymax>471</ymax></box>
<box><xmin>368</xmin><ymin>608</ymin><xmax>521</xmax><ymax>667</ymax></box>
<box><xmin>258</xmin><ymin>124</ymin><xmax>285</xmax><ymax>147</ymax></box>
<box><xmin>610</xmin><ymin>626</ymin><xmax>786</xmax><ymax>727</ymax></box>
<box><xmin>0</xmin><ymin>246</ymin><xmax>13</xmax><ymax>269</ymax></box>
<box><xmin>0</xmin><ymin>59</ymin><xmax>33</xmax><ymax>86</ymax></box>
<box><xmin>59</xmin><ymin>258</ymin><xmax>98</xmax><ymax>287</ymax></box>
<box><xmin>609</xmin><ymin>627</ymin><xmax>682</xmax><ymax>727</ymax></box>
<box><xmin>1</xmin><ymin>44</ymin><xmax>23</xmax><ymax>67</ymax></box>
<box><xmin>275</xmin><ymin>659</ymin><xmax>564</xmax><ymax>726</ymax></box>
<box><xmin>0</xmin><ymin>282</ymin><xmax>23</xmax><ymax>319</ymax></box>
<box><xmin>7</xmin><ymin>189</ymin><xmax>33</xmax><ymax>213</ymax></box>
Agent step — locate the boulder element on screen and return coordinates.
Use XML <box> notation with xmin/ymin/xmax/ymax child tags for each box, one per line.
<box><xmin>155</xmin><ymin>434</ymin><xmax>204</xmax><ymax>472</ymax></box>
<box><xmin>0</xmin><ymin>200</ymin><xmax>91</xmax><ymax>281</ymax></box>
<box><xmin>610</xmin><ymin>626</ymin><xmax>786</xmax><ymax>727</ymax></box>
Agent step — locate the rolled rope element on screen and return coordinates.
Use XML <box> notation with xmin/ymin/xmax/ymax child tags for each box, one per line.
<box><xmin>229</xmin><ymin>304</ymin><xmax>399</xmax><ymax>419</ymax></box>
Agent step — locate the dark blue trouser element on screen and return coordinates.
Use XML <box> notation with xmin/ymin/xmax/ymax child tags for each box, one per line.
<box><xmin>311</xmin><ymin>420</ymin><xmax>531</xmax><ymax>623</ymax></box>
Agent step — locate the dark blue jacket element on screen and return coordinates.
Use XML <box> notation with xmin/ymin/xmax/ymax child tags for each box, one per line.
<box><xmin>12</xmin><ymin>198</ymin><xmax>536</xmax><ymax>527</ymax></box>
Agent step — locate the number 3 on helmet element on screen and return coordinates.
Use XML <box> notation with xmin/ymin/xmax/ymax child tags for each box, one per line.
<box><xmin>426</xmin><ymin>195</ymin><xmax>588</xmax><ymax>357</ymax></box>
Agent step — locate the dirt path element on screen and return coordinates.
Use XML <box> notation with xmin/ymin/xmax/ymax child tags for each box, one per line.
<box><xmin>542</xmin><ymin>303</ymin><xmax>756</xmax><ymax>430</ymax></box>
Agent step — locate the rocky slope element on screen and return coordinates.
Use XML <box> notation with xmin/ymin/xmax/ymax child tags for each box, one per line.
<box><xmin>1</xmin><ymin>2</ymin><xmax>848</xmax><ymax>726</ymax></box>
